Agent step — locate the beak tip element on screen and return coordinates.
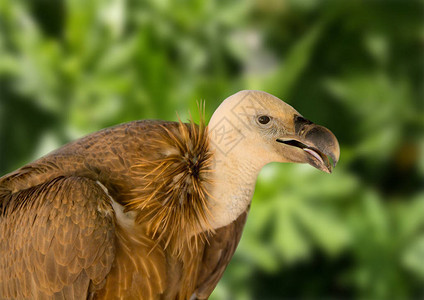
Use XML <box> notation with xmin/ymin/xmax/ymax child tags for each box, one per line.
<box><xmin>303</xmin><ymin>124</ymin><xmax>340</xmax><ymax>172</ymax></box>
<box><xmin>331</xmin><ymin>156</ymin><xmax>338</xmax><ymax>169</ymax></box>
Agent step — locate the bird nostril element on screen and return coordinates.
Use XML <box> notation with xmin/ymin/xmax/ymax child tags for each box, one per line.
<box><xmin>295</xmin><ymin>115</ymin><xmax>312</xmax><ymax>124</ymax></box>
<box><xmin>295</xmin><ymin>116</ymin><xmax>306</xmax><ymax>123</ymax></box>
<box><xmin>294</xmin><ymin>115</ymin><xmax>313</xmax><ymax>135</ymax></box>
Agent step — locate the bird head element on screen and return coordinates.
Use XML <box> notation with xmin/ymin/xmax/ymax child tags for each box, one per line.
<box><xmin>208</xmin><ymin>90</ymin><xmax>340</xmax><ymax>173</ymax></box>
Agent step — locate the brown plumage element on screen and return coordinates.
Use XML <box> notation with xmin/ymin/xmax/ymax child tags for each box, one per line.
<box><xmin>127</xmin><ymin>117</ymin><xmax>214</xmax><ymax>257</ymax></box>
<box><xmin>0</xmin><ymin>120</ymin><xmax>220</xmax><ymax>300</ymax></box>
<box><xmin>0</xmin><ymin>90</ymin><xmax>340</xmax><ymax>299</ymax></box>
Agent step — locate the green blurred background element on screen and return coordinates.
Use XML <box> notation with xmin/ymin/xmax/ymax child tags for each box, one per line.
<box><xmin>1</xmin><ymin>0</ymin><xmax>423</xmax><ymax>299</ymax></box>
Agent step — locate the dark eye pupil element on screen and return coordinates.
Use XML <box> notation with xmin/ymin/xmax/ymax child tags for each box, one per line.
<box><xmin>258</xmin><ymin>115</ymin><xmax>270</xmax><ymax>124</ymax></box>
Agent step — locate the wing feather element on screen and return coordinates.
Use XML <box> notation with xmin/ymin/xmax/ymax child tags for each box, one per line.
<box><xmin>194</xmin><ymin>208</ymin><xmax>249</xmax><ymax>299</ymax></box>
<box><xmin>0</xmin><ymin>176</ymin><xmax>116</xmax><ymax>299</ymax></box>
<box><xmin>94</xmin><ymin>228</ymin><xmax>167</xmax><ymax>300</ymax></box>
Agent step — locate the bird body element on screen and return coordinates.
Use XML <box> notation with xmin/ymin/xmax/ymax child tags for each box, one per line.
<box><xmin>0</xmin><ymin>91</ymin><xmax>339</xmax><ymax>299</ymax></box>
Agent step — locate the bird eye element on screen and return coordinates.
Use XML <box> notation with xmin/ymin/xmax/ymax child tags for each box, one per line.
<box><xmin>258</xmin><ymin>115</ymin><xmax>270</xmax><ymax>124</ymax></box>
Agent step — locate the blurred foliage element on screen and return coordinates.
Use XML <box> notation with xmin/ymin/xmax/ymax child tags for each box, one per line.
<box><xmin>1</xmin><ymin>0</ymin><xmax>423</xmax><ymax>299</ymax></box>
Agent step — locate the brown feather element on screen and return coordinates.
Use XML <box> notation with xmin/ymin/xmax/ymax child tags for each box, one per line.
<box><xmin>194</xmin><ymin>208</ymin><xmax>249</xmax><ymax>299</ymax></box>
<box><xmin>94</xmin><ymin>224</ymin><xmax>166</xmax><ymax>300</ymax></box>
<box><xmin>0</xmin><ymin>177</ymin><xmax>116</xmax><ymax>299</ymax></box>
<box><xmin>1</xmin><ymin>110</ymin><xmax>249</xmax><ymax>299</ymax></box>
<box><xmin>126</xmin><ymin>113</ymin><xmax>215</xmax><ymax>258</ymax></box>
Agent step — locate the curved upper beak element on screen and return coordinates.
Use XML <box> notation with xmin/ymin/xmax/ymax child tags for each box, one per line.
<box><xmin>277</xmin><ymin>116</ymin><xmax>340</xmax><ymax>173</ymax></box>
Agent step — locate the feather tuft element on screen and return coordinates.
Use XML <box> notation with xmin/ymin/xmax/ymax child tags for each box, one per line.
<box><xmin>127</xmin><ymin>107</ymin><xmax>214</xmax><ymax>257</ymax></box>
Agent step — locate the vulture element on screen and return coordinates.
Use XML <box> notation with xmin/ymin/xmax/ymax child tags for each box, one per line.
<box><xmin>0</xmin><ymin>90</ymin><xmax>339</xmax><ymax>299</ymax></box>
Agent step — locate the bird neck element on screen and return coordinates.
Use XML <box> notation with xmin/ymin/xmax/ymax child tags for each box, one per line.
<box><xmin>206</xmin><ymin>133</ymin><xmax>264</xmax><ymax>229</ymax></box>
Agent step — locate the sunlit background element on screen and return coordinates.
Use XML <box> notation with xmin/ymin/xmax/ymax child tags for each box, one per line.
<box><xmin>1</xmin><ymin>0</ymin><xmax>423</xmax><ymax>299</ymax></box>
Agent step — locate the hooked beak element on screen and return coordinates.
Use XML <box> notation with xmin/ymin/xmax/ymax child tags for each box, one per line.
<box><xmin>277</xmin><ymin>116</ymin><xmax>340</xmax><ymax>173</ymax></box>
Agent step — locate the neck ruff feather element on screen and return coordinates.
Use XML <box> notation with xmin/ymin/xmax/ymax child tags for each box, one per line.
<box><xmin>127</xmin><ymin>114</ymin><xmax>214</xmax><ymax>256</ymax></box>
